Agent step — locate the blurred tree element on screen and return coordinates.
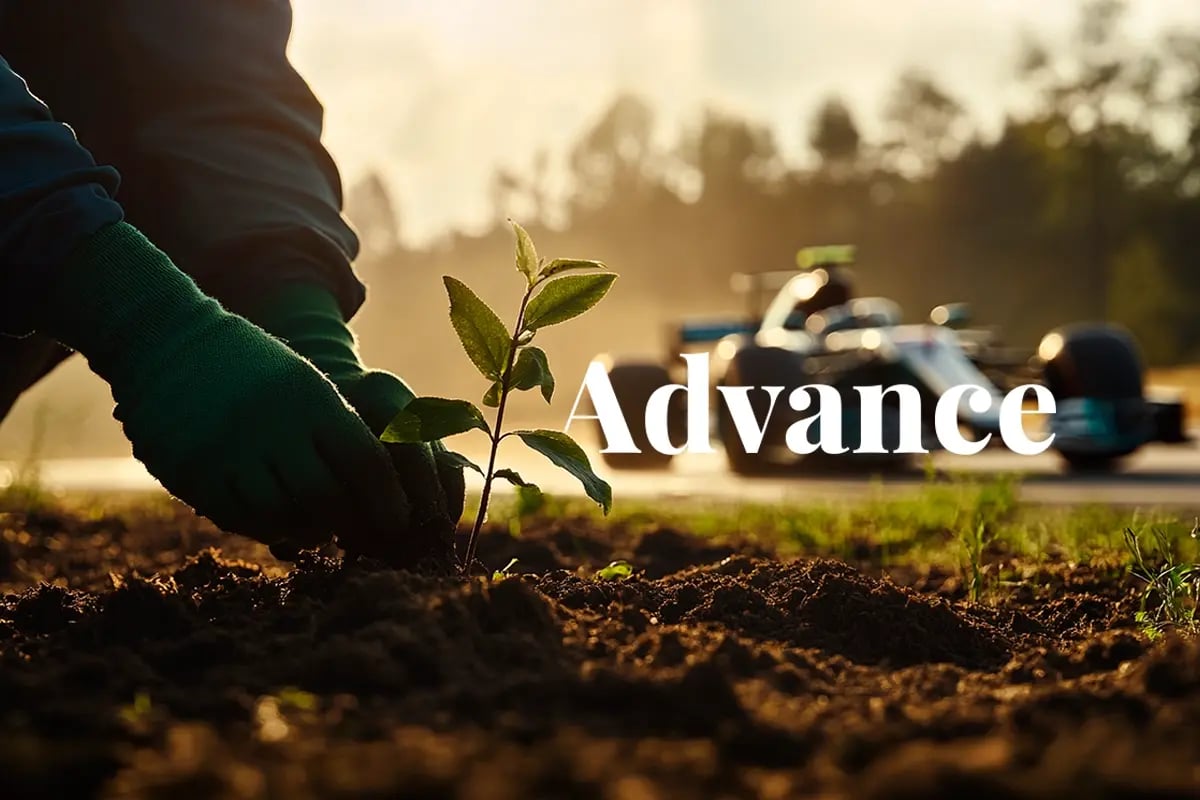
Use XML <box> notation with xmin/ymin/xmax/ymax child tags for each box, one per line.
<box><xmin>488</xmin><ymin>167</ymin><xmax>526</xmax><ymax>224</ymax></box>
<box><xmin>881</xmin><ymin>70</ymin><xmax>966</xmax><ymax>175</ymax></box>
<box><xmin>1010</xmin><ymin>0</ymin><xmax>1168</xmax><ymax>319</ymax></box>
<box><xmin>1107</xmin><ymin>236</ymin><xmax>1188</xmax><ymax>365</ymax></box>
<box><xmin>684</xmin><ymin>110</ymin><xmax>780</xmax><ymax>199</ymax></box>
<box><xmin>530</xmin><ymin>149</ymin><xmax>551</xmax><ymax>222</ymax></box>
<box><xmin>809</xmin><ymin>97</ymin><xmax>861</xmax><ymax>176</ymax></box>
<box><xmin>345</xmin><ymin>171</ymin><xmax>400</xmax><ymax>256</ymax></box>
<box><xmin>366</xmin><ymin>1</ymin><xmax>1200</xmax><ymax>366</ymax></box>
<box><xmin>569</xmin><ymin>94</ymin><xmax>658</xmax><ymax>210</ymax></box>
<box><xmin>1166</xmin><ymin>33</ymin><xmax>1200</xmax><ymax>192</ymax></box>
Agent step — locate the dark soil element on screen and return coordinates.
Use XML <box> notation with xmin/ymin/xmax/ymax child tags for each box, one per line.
<box><xmin>1</xmin><ymin>502</ymin><xmax>1198</xmax><ymax>799</ymax></box>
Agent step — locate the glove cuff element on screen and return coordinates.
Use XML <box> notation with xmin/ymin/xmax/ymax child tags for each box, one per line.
<box><xmin>249</xmin><ymin>282</ymin><xmax>366</xmax><ymax>387</ymax></box>
<box><xmin>38</xmin><ymin>222</ymin><xmax>223</xmax><ymax>390</ymax></box>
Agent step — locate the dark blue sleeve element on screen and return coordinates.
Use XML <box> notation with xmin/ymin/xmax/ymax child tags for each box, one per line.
<box><xmin>62</xmin><ymin>1</ymin><xmax>364</xmax><ymax>319</ymax></box>
<box><xmin>0</xmin><ymin>56</ymin><xmax>123</xmax><ymax>336</ymax></box>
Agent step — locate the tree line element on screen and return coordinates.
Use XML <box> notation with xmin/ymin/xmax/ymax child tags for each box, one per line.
<box><xmin>349</xmin><ymin>1</ymin><xmax>1200</xmax><ymax>368</ymax></box>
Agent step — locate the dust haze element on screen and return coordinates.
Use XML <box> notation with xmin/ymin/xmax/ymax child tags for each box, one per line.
<box><xmin>4</xmin><ymin>1</ymin><xmax>1200</xmax><ymax>458</ymax></box>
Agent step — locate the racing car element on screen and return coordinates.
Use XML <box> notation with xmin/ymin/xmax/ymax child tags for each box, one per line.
<box><xmin>594</xmin><ymin>245</ymin><xmax>1190</xmax><ymax>473</ymax></box>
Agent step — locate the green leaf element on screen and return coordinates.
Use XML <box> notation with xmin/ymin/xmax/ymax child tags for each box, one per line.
<box><xmin>435</xmin><ymin>449</ymin><xmax>484</xmax><ymax>475</ymax></box>
<box><xmin>511</xmin><ymin>221</ymin><xmax>539</xmax><ymax>286</ymax></box>
<box><xmin>482</xmin><ymin>381</ymin><xmax>502</xmax><ymax>408</ymax></box>
<box><xmin>494</xmin><ymin>468</ymin><xmax>537</xmax><ymax>489</ymax></box>
<box><xmin>513</xmin><ymin>429</ymin><xmax>611</xmax><ymax>514</ymax></box>
<box><xmin>539</xmin><ymin>258</ymin><xmax>607</xmax><ymax>280</ymax></box>
<box><xmin>444</xmin><ymin>276</ymin><xmax>511</xmax><ymax>380</ymax></box>
<box><xmin>522</xmin><ymin>274</ymin><xmax>617</xmax><ymax>332</ymax></box>
<box><xmin>508</xmin><ymin>346</ymin><xmax>555</xmax><ymax>403</ymax></box>
<box><xmin>381</xmin><ymin>397</ymin><xmax>490</xmax><ymax>443</ymax></box>
<box><xmin>595</xmin><ymin>560</ymin><xmax>633</xmax><ymax>581</ymax></box>
<box><xmin>492</xmin><ymin>557</ymin><xmax>520</xmax><ymax>581</ymax></box>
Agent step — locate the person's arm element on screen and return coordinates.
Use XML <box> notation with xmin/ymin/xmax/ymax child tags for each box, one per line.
<box><xmin>17</xmin><ymin>1</ymin><xmax>464</xmax><ymax>537</ymax></box>
<box><xmin>78</xmin><ymin>0</ymin><xmax>364</xmax><ymax>318</ymax></box>
<box><xmin>0</xmin><ymin>55</ymin><xmax>122</xmax><ymax>335</ymax></box>
<box><xmin>70</xmin><ymin>1</ymin><xmax>466</xmax><ymax>532</ymax></box>
<box><xmin>0</xmin><ymin>54</ymin><xmax>421</xmax><ymax>563</ymax></box>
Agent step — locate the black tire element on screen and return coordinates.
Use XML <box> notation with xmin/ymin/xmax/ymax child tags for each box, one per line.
<box><xmin>1148</xmin><ymin>398</ymin><xmax>1188</xmax><ymax>443</ymax></box>
<box><xmin>717</xmin><ymin>346</ymin><xmax>807</xmax><ymax>474</ymax></box>
<box><xmin>598</xmin><ymin>363</ymin><xmax>680</xmax><ymax>470</ymax></box>
<box><xmin>1042</xmin><ymin>324</ymin><xmax>1144</xmax><ymax>400</ymax></box>
<box><xmin>1060</xmin><ymin>452</ymin><xmax>1121</xmax><ymax>473</ymax></box>
<box><xmin>1041</xmin><ymin>323</ymin><xmax>1148</xmax><ymax>470</ymax></box>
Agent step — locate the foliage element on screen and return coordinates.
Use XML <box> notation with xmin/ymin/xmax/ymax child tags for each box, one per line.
<box><xmin>960</xmin><ymin>521</ymin><xmax>991</xmax><ymax>604</ymax></box>
<box><xmin>1123</xmin><ymin>526</ymin><xmax>1199</xmax><ymax>638</ymax></box>
<box><xmin>810</xmin><ymin>97</ymin><xmax>862</xmax><ymax>172</ymax></box>
<box><xmin>0</xmin><ymin>402</ymin><xmax>51</xmax><ymax>513</ymax></box>
<box><xmin>351</xmin><ymin>2</ymin><xmax>1200</xmax><ymax>371</ymax></box>
<box><xmin>478</xmin><ymin>475</ymin><xmax>1200</xmax><ymax>595</ymax></box>
<box><xmin>382</xmin><ymin>222</ymin><xmax>616</xmax><ymax>571</ymax></box>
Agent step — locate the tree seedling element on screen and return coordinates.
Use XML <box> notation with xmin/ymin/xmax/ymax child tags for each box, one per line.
<box><xmin>382</xmin><ymin>221</ymin><xmax>616</xmax><ymax>572</ymax></box>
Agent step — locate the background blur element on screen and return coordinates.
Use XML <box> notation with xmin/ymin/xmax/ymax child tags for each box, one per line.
<box><xmin>4</xmin><ymin>0</ymin><xmax>1200</xmax><ymax>458</ymax></box>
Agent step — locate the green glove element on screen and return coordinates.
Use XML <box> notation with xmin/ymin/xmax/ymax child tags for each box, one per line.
<box><xmin>249</xmin><ymin>283</ymin><xmax>466</xmax><ymax>552</ymax></box>
<box><xmin>37</xmin><ymin>223</ymin><xmax>413</xmax><ymax>560</ymax></box>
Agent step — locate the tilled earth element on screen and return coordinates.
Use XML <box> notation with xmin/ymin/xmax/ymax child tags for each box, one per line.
<box><xmin>1</xmin><ymin>500</ymin><xmax>1198</xmax><ymax>799</ymax></box>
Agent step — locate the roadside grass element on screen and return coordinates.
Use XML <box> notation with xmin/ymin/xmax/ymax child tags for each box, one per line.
<box><xmin>5</xmin><ymin>463</ymin><xmax>1197</xmax><ymax>628</ymax></box>
<box><xmin>0</xmin><ymin>403</ymin><xmax>53</xmax><ymax>514</ymax></box>
<box><xmin>1124</xmin><ymin>525</ymin><xmax>1199</xmax><ymax>637</ymax></box>
<box><xmin>479</xmin><ymin>474</ymin><xmax>1200</xmax><ymax>608</ymax></box>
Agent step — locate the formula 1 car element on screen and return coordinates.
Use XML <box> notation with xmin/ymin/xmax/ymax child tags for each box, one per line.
<box><xmin>595</xmin><ymin>245</ymin><xmax>1190</xmax><ymax>474</ymax></box>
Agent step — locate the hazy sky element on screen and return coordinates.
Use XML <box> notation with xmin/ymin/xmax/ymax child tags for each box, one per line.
<box><xmin>288</xmin><ymin>1</ymin><xmax>1200</xmax><ymax>244</ymax></box>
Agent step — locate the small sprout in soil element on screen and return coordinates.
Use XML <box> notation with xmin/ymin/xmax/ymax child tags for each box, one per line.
<box><xmin>1124</xmin><ymin>526</ymin><xmax>1198</xmax><ymax>638</ymax></box>
<box><xmin>960</xmin><ymin>520</ymin><xmax>993</xmax><ymax>603</ymax></box>
<box><xmin>119</xmin><ymin>691</ymin><xmax>153</xmax><ymax>727</ymax></box>
<box><xmin>492</xmin><ymin>557</ymin><xmax>520</xmax><ymax>582</ymax></box>
<box><xmin>382</xmin><ymin>221</ymin><xmax>616</xmax><ymax>572</ymax></box>
<box><xmin>595</xmin><ymin>560</ymin><xmax>634</xmax><ymax>581</ymax></box>
<box><xmin>277</xmin><ymin>687</ymin><xmax>318</xmax><ymax>712</ymax></box>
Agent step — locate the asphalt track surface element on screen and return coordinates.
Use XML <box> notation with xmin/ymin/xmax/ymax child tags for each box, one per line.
<box><xmin>3</xmin><ymin>431</ymin><xmax>1198</xmax><ymax>508</ymax></box>
<box><xmin>607</xmin><ymin>438</ymin><xmax>1200</xmax><ymax>508</ymax></box>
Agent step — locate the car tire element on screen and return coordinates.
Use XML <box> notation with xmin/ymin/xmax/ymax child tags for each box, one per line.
<box><xmin>1059</xmin><ymin>452</ymin><xmax>1121</xmax><ymax>472</ymax></box>
<box><xmin>597</xmin><ymin>363</ymin><xmax>680</xmax><ymax>470</ymax></box>
<box><xmin>717</xmin><ymin>346</ymin><xmax>807</xmax><ymax>475</ymax></box>
<box><xmin>1148</xmin><ymin>397</ymin><xmax>1188</xmax><ymax>443</ymax></box>
<box><xmin>1041</xmin><ymin>323</ymin><xmax>1147</xmax><ymax>471</ymax></box>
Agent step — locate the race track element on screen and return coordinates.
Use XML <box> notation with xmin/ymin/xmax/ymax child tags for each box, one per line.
<box><xmin>4</xmin><ymin>433</ymin><xmax>1198</xmax><ymax>508</ymax></box>
<box><xmin>595</xmin><ymin>438</ymin><xmax>1200</xmax><ymax>508</ymax></box>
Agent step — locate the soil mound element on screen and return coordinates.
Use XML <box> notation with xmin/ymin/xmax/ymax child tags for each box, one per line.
<box><xmin>0</xmin><ymin>509</ymin><xmax>1195</xmax><ymax>799</ymax></box>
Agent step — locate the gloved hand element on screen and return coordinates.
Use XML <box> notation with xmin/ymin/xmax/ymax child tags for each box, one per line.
<box><xmin>37</xmin><ymin>223</ymin><xmax>412</xmax><ymax>559</ymax></box>
<box><xmin>249</xmin><ymin>282</ymin><xmax>466</xmax><ymax>557</ymax></box>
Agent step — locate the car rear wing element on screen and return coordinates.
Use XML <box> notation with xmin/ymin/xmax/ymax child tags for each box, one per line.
<box><xmin>677</xmin><ymin>318</ymin><xmax>760</xmax><ymax>345</ymax></box>
<box><xmin>729</xmin><ymin>270</ymin><xmax>798</xmax><ymax>318</ymax></box>
<box><xmin>672</xmin><ymin>246</ymin><xmax>859</xmax><ymax>350</ymax></box>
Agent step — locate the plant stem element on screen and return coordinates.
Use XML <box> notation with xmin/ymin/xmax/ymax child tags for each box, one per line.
<box><xmin>463</xmin><ymin>287</ymin><xmax>533</xmax><ymax>571</ymax></box>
